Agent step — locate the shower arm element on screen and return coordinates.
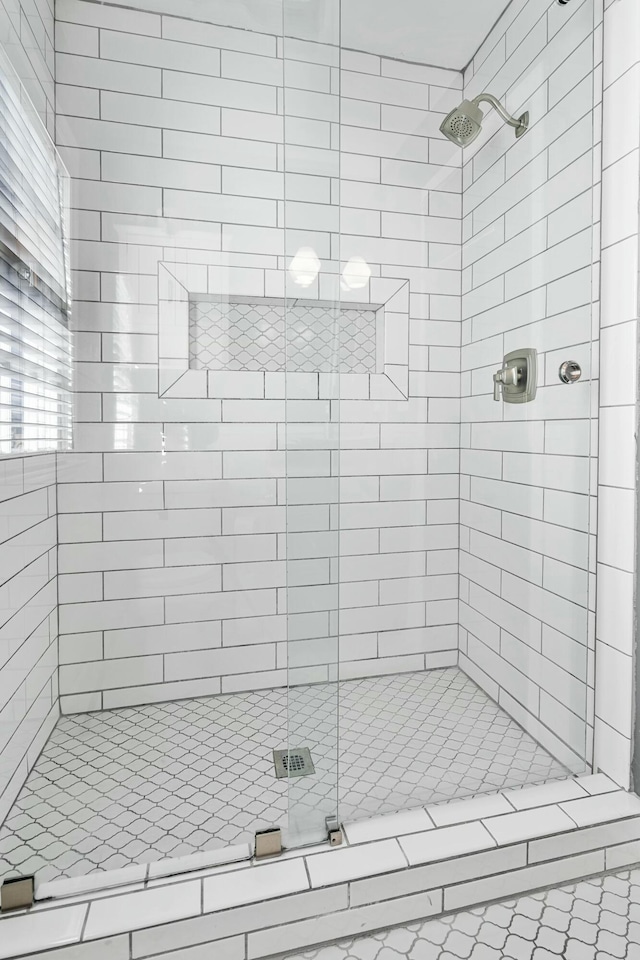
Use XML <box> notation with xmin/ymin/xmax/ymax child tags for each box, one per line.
<box><xmin>472</xmin><ymin>93</ymin><xmax>522</xmax><ymax>129</ymax></box>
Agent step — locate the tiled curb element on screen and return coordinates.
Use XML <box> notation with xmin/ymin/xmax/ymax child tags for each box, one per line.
<box><xmin>2</xmin><ymin>775</ymin><xmax>640</xmax><ymax>959</ymax></box>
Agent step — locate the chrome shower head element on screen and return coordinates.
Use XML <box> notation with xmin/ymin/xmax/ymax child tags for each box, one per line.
<box><xmin>440</xmin><ymin>93</ymin><xmax>529</xmax><ymax>148</ymax></box>
<box><xmin>440</xmin><ymin>99</ymin><xmax>484</xmax><ymax>147</ymax></box>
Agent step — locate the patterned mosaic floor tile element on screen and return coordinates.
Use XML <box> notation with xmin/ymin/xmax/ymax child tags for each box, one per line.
<box><xmin>0</xmin><ymin>668</ymin><xmax>569</xmax><ymax>883</ymax></box>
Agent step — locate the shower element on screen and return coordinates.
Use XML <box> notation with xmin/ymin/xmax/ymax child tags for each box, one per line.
<box><xmin>440</xmin><ymin>93</ymin><xmax>529</xmax><ymax>146</ymax></box>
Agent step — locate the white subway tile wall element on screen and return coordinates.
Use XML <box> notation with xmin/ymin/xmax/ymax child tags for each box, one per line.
<box><xmin>0</xmin><ymin>0</ymin><xmax>54</xmax><ymax>136</ymax></box>
<box><xmin>0</xmin><ymin>456</ymin><xmax>59</xmax><ymax>826</ymax></box>
<box><xmin>593</xmin><ymin>0</ymin><xmax>640</xmax><ymax>787</ymax></box>
<box><xmin>55</xmin><ymin>0</ymin><xmax>463</xmax><ymax>709</ymax></box>
<box><xmin>0</xmin><ymin>0</ymin><xmax>60</xmax><ymax>831</ymax></box>
<box><xmin>458</xmin><ymin>0</ymin><xmax>599</xmax><ymax>772</ymax></box>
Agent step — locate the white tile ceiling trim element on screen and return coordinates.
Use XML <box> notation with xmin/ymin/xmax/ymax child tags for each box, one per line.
<box><xmin>2</xmin><ymin>774</ymin><xmax>634</xmax><ymax>960</ymax></box>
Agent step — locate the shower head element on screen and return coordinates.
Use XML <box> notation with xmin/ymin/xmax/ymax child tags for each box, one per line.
<box><xmin>440</xmin><ymin>93</ymin><xmax>529</xmax><ymax>147</ymax></box>
<box><xmin>439</xmin><ymin>99</ymin><xmax>484</xmax><ymax>146</ymax></box>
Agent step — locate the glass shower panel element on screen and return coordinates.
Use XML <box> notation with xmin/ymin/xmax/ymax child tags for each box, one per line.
<box><xmin>458</xmin><ymin>0</ymin><xmax>597</xmax><ymax>777</ymax></box>
<box><xmin>283</xmin><ymin>0</ymin><xmax>341</xmax><ymax>848</ymax></box>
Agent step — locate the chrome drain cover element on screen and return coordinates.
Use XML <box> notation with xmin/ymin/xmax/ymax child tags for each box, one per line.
<box><xmin>273</xmin><ymin>748</ymin><xmax>315</xmax><ymax>779</ymax></box>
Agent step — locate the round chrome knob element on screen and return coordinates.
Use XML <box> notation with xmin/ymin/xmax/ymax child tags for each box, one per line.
<box><xmin>559</xmin><ymin>360</ymin><xmax>582</xmax><ymax>384</ymax></box>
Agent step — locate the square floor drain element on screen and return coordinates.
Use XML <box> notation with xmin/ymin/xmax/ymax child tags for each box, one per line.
<box><xmin>273</xmin><ymin>747</ymin><xmax>315</xmax><ymax>779</ymax></box>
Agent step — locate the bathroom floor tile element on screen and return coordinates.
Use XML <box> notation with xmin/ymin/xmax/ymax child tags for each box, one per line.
<box><xmin>281</xmin><ymin>868</ymin><xmax>640</xmax><ymax>960</ymax></box>
<box><xmin>0</xmin><ymin>667</ymin><xmax>568</xmax><ymax>883</ymax></box>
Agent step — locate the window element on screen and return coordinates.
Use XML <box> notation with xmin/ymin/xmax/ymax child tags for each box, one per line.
<box><xmin>0</xmin><ymin>48</ymin><xmax>71</xmax><ymax>454</ymax></box>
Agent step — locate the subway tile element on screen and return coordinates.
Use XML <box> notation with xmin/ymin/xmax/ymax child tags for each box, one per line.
<box><xmin>249</xmin><ymin>890</ymin><xmax>442</xmax><ymax>958</ymax></box>
<box><xmin>58</xmin><ymin>482</ymin><xmax>164</xmax><ymax>514</ymax></box>
<box><xmin>164</xmin><ymin>479</ymin><xmax>276</xmax><ymax>510</ymax></box>
<box><xmin>57</xmin><ymin>0</ymin><xmax>161</xmax><ymax>34</ymax></box>
<box><xmin>165</xmin><ymin>588</ymin><xmax>276</xmax><ymax>624</ymax></box>
<box><xmin>104</xmin><ymin>509</ymin><xmax>221</xmax><ymax>542</ymax></box>
<box><xmin>482</xmin><ymin>806</ymin><xmax>577</xmax><ymax>845</ymax></box>
<box><xmin>593</xmin><ymin>721</ymin><xmax>632</xmax><ymax>789</ymax></box>
<box><xmin>102</xmin><ymin>153</ymin><xmax>220</xmax><ymax>194</ymax></box>
<box><xmin>578</xmin><ymin>774</ymin><xmax>620</xmax><ymax>796</ymax></box>
<box><xmin>100</xmin><ymin>30</ymin><xmax>222</xmax><ymax>75</ymax></box>
<box><xmin>598</xmin><ymin>486</ymin><xmax>635</xmax><ymax>573</ymax></box>
<box><xmin>560</xmin><ymin>791</ymin><xmax>640</xmax><ymax>827</ymax></box>
<box><xmin>428</xmin><ymin>793</ymin><xmax>513</xmax><ymax>827</ymax></box>
<box><xmin>101</xmin><ymin>91</ymin><xmax>221</xmax><ymax>135</ymax></box>
<box><xmin>132</xmin><ymin>887</ymin><xmax>347</xmax><ymax>957</ymax></box>
<box><xmin>104</xmin><ymin>622</ymin><xmax>221</xmax><ymax>659</ymax></box>
<box><xmin>59</xmin><ymin>539</ymin><xmax>163</xmax><ymax>574</ymax></box>
<box><xmin>204</xmin><ymin>860</ymin><xmax>308</xmax><ymax>912</ymax></box>
<box><xmin>59</xmin><ymin>655</ymin><xmax>164</xmax><ymax>694</ymax></box>
<box><xmin>104</xmin><ymin>564</ymin><xmax>222</xmax><ymax>601</ymax></box>
<box><xmin>400</xmin><ymin>822</ymin><xmax>496</xmax><ymax>866</ymax></box>
<box><xmin>595</xmin><ymin>643</ymin><xmax>634</xmax><ymax>738</ymax></box>
<box><xmin>56</xmin><ymin>53</ymin><xmax>161</xmax><ymax>96</ymax></box>
<box><xmin>0</xmin><ymin>906</ymin><xmax>86</xmax><ymax>960</ymax></box>
<box><xmin>131</xmin><ymin>938</ymin><xmax>243</xmax><ymax>960</ymax></box>
<box><xmin>164</xmin><ymin>190</ymin><xmax>276</xmax><ymax>227</ymax></box>
<box><xmin>604</xmin><ymin>0</ymin><xmax>640</xmax><ymax>86</ymax></box>
<box><xmin>502</xmin><ymin>779</ymin><xmax>588</xmax><ymax>810</ymax></box>
<box><xmin>342</xmin><ymin>70</ymin><xmax>430</xmax><ymax>109</ymax></box>
<box><xmin>164</xmin><ymin>71</ymin><xmax>276</xmax><ymax>114</ymax></box>
<box><xmin>162</xmin><ymin>17</ymin><xmax>276</xmax><ymax>57</ymax></box>
<box><xmin>445</xmin><ymin>851</ymin><xmax>605</xmax><ymax>912</ymax></box>
<box><xmin>58</xmin><ymin>115</ymin><xmax>161</xmax><ymax>156</ymax></box>
<box><xmin>530</xmin><ymin>816</ymin><xmax>640</xmax><ymax>864</ymax></box>
<box><xmin>307</xmin><ymin>840</ymin><xmax>406</xmax><ymax>888</ymax></box>
<box><xmin>607</xmin><ymin>838</ymin><xmax>640</xmax><ymax>871</ymax></box>
<box><xmin>84</xmin><ymin>882</ymin><xmax>201</xmax><ymax>940</ymax></box>
<box><xmin>222</xmin><ymin>49</ymin><xmax>282</xmax><ymax>87</ymax></box>
<box><xmin>59</xmin><ymin>598</ymin><xmax>164</xmax><ymax>635</ymax></box>
<box><xmin>343</xmin><ymin>809</ymin><xmax>433</xmax><ymax>845</ymax></box>
<box><xmin>165</xmin><ymin>129</ymin><xmax>276</xmax><ymax>170</ymax></box>
<box><xmin>56</xmin><ymin>83</ymin><xmax>99</xmax><ymax>118</ymax></box>
<box><xmin>351</xmin><ymin>845</ymin><xmax>526</xmax><ymax>908</ymax></box>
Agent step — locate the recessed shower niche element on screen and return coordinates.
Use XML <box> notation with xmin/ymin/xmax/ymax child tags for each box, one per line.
<box><xmin>157</xmin><ymin>262</ymin><xmax>410</xmax><ymax>400</ymax></box>
<box><xmin>189</xmin><ymin>298</ymin><xmax>377</xmax><ymax>375</ymax></box>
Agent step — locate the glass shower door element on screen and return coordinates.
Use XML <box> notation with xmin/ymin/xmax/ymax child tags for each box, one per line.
<box><xmin>283</xmin><ymin>0</ymin><xmax>341</xmax><ymax>847</ymax></box>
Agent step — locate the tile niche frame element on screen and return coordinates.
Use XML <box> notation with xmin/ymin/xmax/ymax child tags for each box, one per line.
<box><xmin>157</xmin><ymin>262</ymin><xmax>410</xmax><ymax>400</ymax></box>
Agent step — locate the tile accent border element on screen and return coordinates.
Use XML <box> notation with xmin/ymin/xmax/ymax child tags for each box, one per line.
<box><xmin>158</xmin><ymin>262</ymin><xmax>410</xmax><ymax>401</ymax></box>
<box><xmin>3</xmin><ymin>774</ymin><xmax>639</xmax><ymax>960</ymax></box>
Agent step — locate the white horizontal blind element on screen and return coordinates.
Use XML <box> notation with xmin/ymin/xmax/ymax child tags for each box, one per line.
<box><xmin>0</xmin><ymin>48</ymin><xmax>71</xmax><ymax>454</ymax></box>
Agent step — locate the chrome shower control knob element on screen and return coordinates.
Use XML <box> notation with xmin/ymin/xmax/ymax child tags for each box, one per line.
<box><xmin>559</xmin><ymin>360</ymin><xmax>582</xmax><ymax>384</ymax></box>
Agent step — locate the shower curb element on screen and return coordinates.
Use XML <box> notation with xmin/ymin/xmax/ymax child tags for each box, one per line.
<box><xmin>2</xmin><ymin>774</ymin><xmax>640</xmax><ymax>959</ymax></box>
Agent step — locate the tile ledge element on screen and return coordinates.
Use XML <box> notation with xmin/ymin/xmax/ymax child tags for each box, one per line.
<box><xmin>339</xmin><ymin>777</ymin><xmax>608</xmax><ymax>849</ymax></box>
<box><xmin>3</xmin><ymin>790</ymin><xmax>640</xmax><ymax>958</ymax></box>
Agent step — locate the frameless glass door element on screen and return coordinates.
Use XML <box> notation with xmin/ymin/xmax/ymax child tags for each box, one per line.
<box><xmin>283</xmin><ymin>0</ymin><xmax>341</xmax><ymax>847</ymax></box>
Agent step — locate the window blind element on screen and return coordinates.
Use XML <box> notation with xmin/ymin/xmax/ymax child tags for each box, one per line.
<box><xmin>0</xmin><ymin>48</ymin><xmax>71</xmax><ymax>454</ymax></box>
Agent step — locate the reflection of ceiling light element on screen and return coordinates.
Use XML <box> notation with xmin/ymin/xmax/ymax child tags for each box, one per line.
<box><xmin>289</xmin><ymin>247</ymin><xmax>321</xmax><ymax>287</ymax></box>
<box><xmin>341</xmin><ymin>256</ymin><xmax>372</xmax><ymax>291</ymax></box>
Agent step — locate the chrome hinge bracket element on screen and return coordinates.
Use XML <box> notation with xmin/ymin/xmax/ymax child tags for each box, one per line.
<box><xmin>326</xmin><ymin>816</ymin><xmax>343</xmax><ymax>847</ymax></box>
<box><xmin>254</xmin><ymin>827</ymin><xmax>283</xmax><ymax>859</ymax></box>
<box><xmin>1</xmin><ymin>875</ymin><xmax>35</xmax><ymax>912</ymax></box>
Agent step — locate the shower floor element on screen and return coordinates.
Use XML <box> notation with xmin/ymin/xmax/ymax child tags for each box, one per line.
<box><xmin>0</xmin><ymin>667</ymin><xmax>569</xmax><ymax>884</ymax></box>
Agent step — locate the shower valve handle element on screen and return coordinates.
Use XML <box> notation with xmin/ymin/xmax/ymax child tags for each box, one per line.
<box><xmin>493</xmin><ymin>364</ymin><xmax>520</xmax><ymax>401</ymax></box>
